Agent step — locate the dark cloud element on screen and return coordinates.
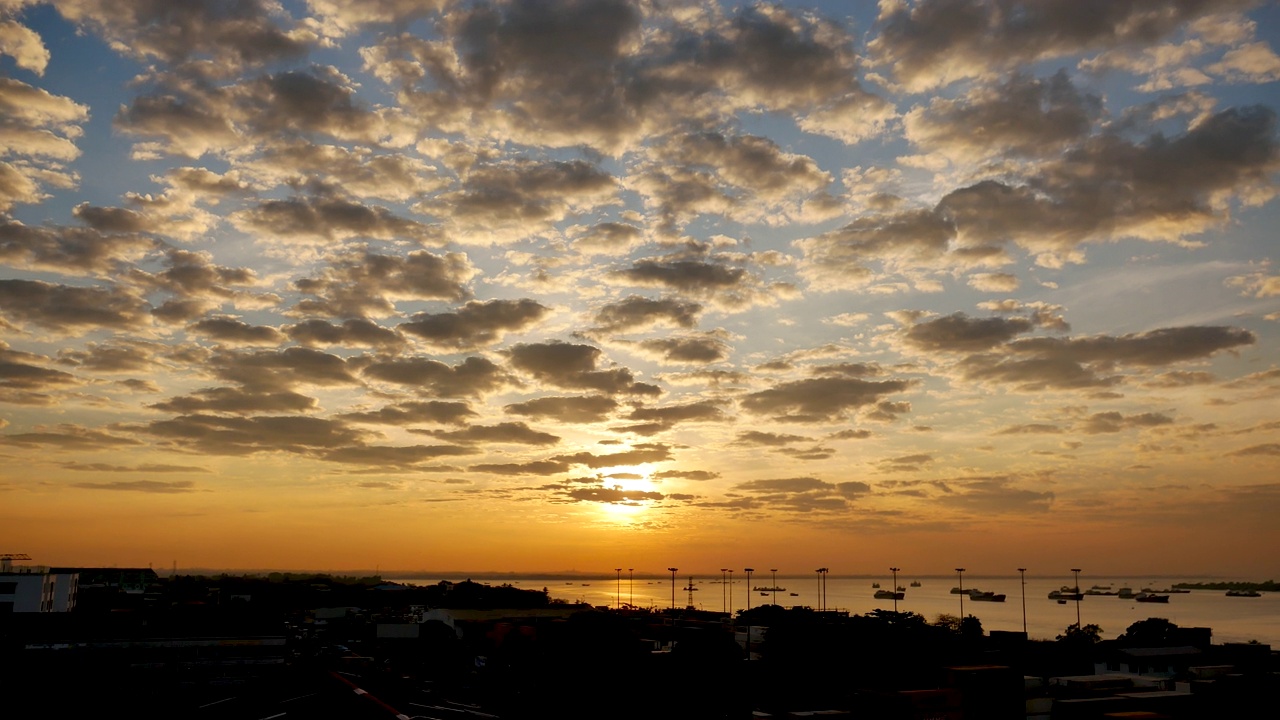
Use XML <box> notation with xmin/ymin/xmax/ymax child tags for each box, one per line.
<box><xmin>148</xmin><ymin>387</ymin><xmax>317</xmax><ymax>415</ymax></box>
<box><xmin>507</xmin><ymin>342</ymin><xmax>660</xmax><ymax>396</ymax></box>
<box><xmin>293</xmin><ymin>250</ymin><xmax>474</xmax><ymax>319</ymax></box>
<box><xmin>137</xmin><ymin>414</ymin><xmax>368</xmax><ymax>455</ymax></box>
<box><xmin>564</xmin><ymin>486</ymin><xmax>665</xmax><ymax>504</ymax></box>
<box><xmin>468</xmin><ymin>459</ymin><xmax>572</xmax><ymax>476</ymax></box>
<box><xmin>504</xmin><ymin>395</ymin><xmax>619</xmax><ymax>423</ymax></box>
<box><xmin>995</xmin><ymin>423</ymin><xmax>1064</xmax><ymax>435</ymax></box>
<box><xmin>188</xmin><ymin>316</ymin><xmax>285</xmax><ymax>346</ymax></box>
<box><xmin>555</xmin><ymin>442</ymin><xmax>673</xmax><ymax>469</ymax></box>
<box><xmin>57</xmin><ymin>462</ymin><xmax>205</xmax><ymax>474</ymax></box>
<box><xmin>209</xmin><ymin>347</ymin><xmax>359</xmax><ymax>391</ymax></box>
<box><xmin>1</xmin><ymin>425</ymin><xmax>142</xmax><ymax>449</ymax></box>
<box><xmin>904</xmin><ymin>312</ymin><xmax>1038</xmax><ymax>352</ymax></box>
<box><xmin>735</xmin><ymin>431</ymin><xmax>810</xmax><ymax>447</ymax></box>
<box><xmin>1228</xmin><ymin>443</ymin><xmax>1280</xmax><ymax>457</ymax></box>
<box><xmin>1078</xmin><ymin>411</ymin><xmax>1175</xmax><ymax>434</ymax></box>
<box><xmin>418</xmin><ymin>422</ymin><xmax>560</xmax><ymax>446</ymax></box>
<box><xmin>284</xmin><ymin>318</ymin><xmax>405</xmax><ymax>349</ymax></box>
<box><xmin>57</xmin><ymin>0</ymin><xmax>315</xmax><ymax>68</ymax></box>
<box><xmin>739</xmin><ymin>376</ymin><xmax>915</xmax><ymax>422</ymax></box>
<box><xmin>590</xmin><ymin>296</ymin><xmax>703</xmax><ymax>334</ymax></box>
<box><xmin>1</xmin><ymin>345</ymin><xmax>78</xmax><ymax>392</ymax></box>
<box><xmin>339</xmin><ymin>400</ymin><xmax>476</xmax><ymax>426</ymax></box>
<box><xmin>361</xmin><ymin>356</ymin><xmax>515</xmax><ymax>397</ymax></box>
<box><xmin>728</xmin><ymin>475</ymin><xmax>870</xmax><ymax>513</ymax></box>
<box><xmin>870</xmin><ymin>0</ymin><xmax>1253</xmax><ymax>91</ymax></box>
<box><xmin>0</xmin><ymin>279</ymin><xmax>150</xmax><ymax>333</ymax></box>
<box><xmin>937</xmin><ymin>476</ymin><xmax>1055</xmax><ymax>513</ymax></box>
<box><xmin>235</xmin><ymin>194</ymin><xmax>437</xmax><ymax>245</ymax></box>
<box><xmin>70</xmin><ymin>480</ymin><xmax>198</xmax><ymax>493</ymax></box>
<box><xmin>635</xmin><ymin>334</ymin><xmax>732</xmax><ymax>364</ymax></box>
<box><xmin>652</xmin><ymin>469</ymin><xmax>720</xmax><ymax>482</ymax></box>
<box><xmin>399</xmin><ymin>299</ymin><xmax>549</xmax><ymax>350</ymax></box>
<box><xmin>0</xmin><ymin>220</ymin><xmax>155</xmax><ymax>276</ymax></box>
<box><xmin>321</xmin><ymin>444</ymin><xmax>479</xmax><ymax>467</ymax></box>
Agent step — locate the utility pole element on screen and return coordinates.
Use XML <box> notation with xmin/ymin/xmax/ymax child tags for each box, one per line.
<box><xmin>668</xmin><ymin>567</ymin><xmax>678</xmax><ymax>611</ymax></box>
<box><xmin>1018</xmin><ymin>568</ymin><xmax>1027</xmax><ymax>635</ymax></box>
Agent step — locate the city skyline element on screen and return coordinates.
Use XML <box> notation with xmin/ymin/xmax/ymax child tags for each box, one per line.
<box><xmin>2</xmin><ymin>1</ymin><xmax>1280</xmax><ymax>576</ymax></box>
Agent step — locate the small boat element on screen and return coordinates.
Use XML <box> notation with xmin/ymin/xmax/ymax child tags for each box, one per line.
<box><xmin>874</xmin><ymin>589</ymin><xmax>904</xmax><ymax>600</ymax></box>
<box><xmin>760</xmin><ymin>592</ymin><xmax>769</xmax><ymax>596</ymax></box>
<box><xmin>1135</xmin><ymin>593</ymin><xmax>1169</xmax><ymax>603</ymax></box>
<box><xmin>910</xmin><ymin>581</ymin><xmax>921</xmax><ymax>587</ymax></box>
<box><xmin>1057</xmin><ymin>599</ymin><xmax>1067</xmax><ymax>604</ymax></box>
<box><xmin>1226</xmin><ymin>590</ymin><xmax>1262</xmax><ymax>597</ymax></box>
<box><xmin>872</xmin><ymin>582</ymin><xmax>881</xmax><ymax>588</ymax></box>
<box><xmin>1048</xmin><ymin>587</ymin><xmax>1083</xmax><ymax>601</ymax></box>
<box><xmin>896</xmin><ymin>586</ymin><xmax>906</xmax><ymax>592</ymax></box>
<box><xmin>789</xmin><ymin>592</ymin><xmax>799</xmax><ymax>596</ymax></box>
<box><xmin>969</xmin><ymin>590</ymin><xmax>1006</xmax><ymax>602</ymax></box>
<box><xmin>950</xmin><ymin>587</ymin><xmax>966</xmax><ymax>594</ymax></box>
<box><xmin>1117</xmin><ymin>587</ymin><xmax>1136</xmax><ymax>599</ymax></box>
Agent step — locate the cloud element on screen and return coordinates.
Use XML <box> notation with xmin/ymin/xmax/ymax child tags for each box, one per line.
<box><xmin>735</xmin><ymin>431</ymin><xmax>810</xmax><ymax>447</ymax></box>
<box><xmin>739</xmin><ymin>376</ymin><xmax>915</xmax><ymax>423</ymax></box>
<box><xmin>1227</xmin><ymin>443</ymin><xmax>1280</xmax><ymax>457</ymax></box>
<box><xmin>339</xmin><ymin>400</ymin><xmax>476</xmax><ymax>426</ymax></box>
<box><xmin>504</xmin><ymin>395</ymin><xmax>619</xmax><ymax>423</ymax></box>
<box><xmin>285</xmin><ymin>318</ymin><xmax>405</xmax><ymax>349</ymax></box>
<box><xmin>468</xmin><ymin>459</ymin><xmax>571</xmax><ymax>476</ymax></box>
<box><xmin>0</xmin><ymin>279</ymin><xmax>150</xmax><ymax>333</ymax></box>
<box><xmin>937</xmin><ymin>476</ymin><xmax>1055</xmax><ymax>513</ymax></box>
<box><xmin>137</xmin><ymin>414</ymin><xmax>369</xmax><ymax>455</ymax></box>
<box><xmin>728</xmin><ymin>475</ymin><xmax>871</xmax><ymax>513</ymax></box>
<box><xmin>399</xmin><ymin>298</ymin><xmax>549</xmax><ymax>350</ymax></box>
<box><xmin>361</xmin><ymin>356</ymin><xmax>515</xmax><ymax>397</ymax></box>
<box><xmin>589</xmin><ymin>295</ymin><xmax>703</xmax><ymax>334</ymax></box>
<box><xmin>869</xmin><ymin>0</ymin><xmax>1252</xmax><ymax>91</ymax></box>
<box><xmin>292</xmin><ymin>250</ymin><xmax>474</xmax><ymax>319</ymax></box>
<box><xmin>149</xmin><ymin>387</ymin><xmax>317</xmax><ymax>415</ymax></box>
<box><xmin>555</xmin><ymin>442</ymin><xmax>673</xmax><ymax>469</ymax></box>
<box><xmin>1078</xmin><ymin>412</ymin><xmax>1176</xmax><ymax>434</ymax></box>
<box><xmin>2</xmin><ymin>425</ymin><xmax>142</xmax><ymax>449</ymax></box>
<box><xmin>418</xmin><ymin>422</ymin><xmax>560</xmax><ymax>446</ymax></box>
<box><xmin>70</xmin><ymin>480</ymin><xmax>197</xmax><ymax>493</ymax></box>
<box><xmin>188</xmin><ymin>316</ymin><xmax>285</xmax><ymax>346</ymax></box>
<box><xmin>321</xmin><ymin>444</ymin><xmax>478</xmax><ymax>468</ymax></box>
<box><xmin>634</xmin><ymin>333</ymin><xmax>733</xmax><ymax>364</ymax></box>
<box><xmin>507</xmin><ymin>341</ymin><xmax>660</xmax><ymax>396</ymax></box>
<box><xmin>903</xmin><ymin>312</ymin><xmax>1038</xmax><ymax>353</ymax></box>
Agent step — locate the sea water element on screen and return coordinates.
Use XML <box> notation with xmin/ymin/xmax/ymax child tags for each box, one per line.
<box><xmin>388</xmin><ymin>574</ymin><xmax>1280</xmax><ymax>646</ymax></box>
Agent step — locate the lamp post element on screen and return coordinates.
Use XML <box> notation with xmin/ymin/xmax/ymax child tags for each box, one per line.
<box><xmin>1071</xmin><ymin>568</ymin><xmax>1082</xmax><ymax>627</ymax></box>
<box><xmin>668</xmin><ymin>567</ymin><xmax>678</xmax><ymax>611</ymax></box>
<box><xmin>727</xmin><ymin>569</ymin><xmax>734</xmax><ymax>615</ymax></box>
<box><xmin>770</xmin><ymin>568</ymin><xmax>778</xmax><ymax>605</ymax></box>
<box><xmin>816</xmin><ymin>567</ymin><xmax>828</xmax><ymax>612</ymax></box>
<box><xmin>628</xmin><ymin>568</ymin><xmax>634</xmax><ymax>608</ymax></box>
<box><xmin>956</xmin><ymin>568</ymin><xmax>966</xmax><ymax>620</ymax></box>
<box><xmin>720</xmin><ymin>568</ymin><xmax>728</xmax><ymax>613</ymax></box>
<box><xmin>890</xmin><ymin>567</ymin><xmax>900</xmax><ymax>613</ymax></box>
<box><xmin>1017</xmin><ymin>568</ymin><xmax>1027</xmax><ymax>635</ymax></box>
<box><xmin>744</xmin><ymin>568</ymin><xmax>754</xmax><ymax>611</ymax></box>
<box><xmin>615</xmin><ymin>568</ymin><xmax>622</xmax><ymax>609</ymax></box>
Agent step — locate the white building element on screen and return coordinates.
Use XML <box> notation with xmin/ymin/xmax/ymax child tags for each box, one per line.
<box><xmin>0</xmin><ymin>566</ymin><xmax>78</xmax><ymax>613</ymax></box>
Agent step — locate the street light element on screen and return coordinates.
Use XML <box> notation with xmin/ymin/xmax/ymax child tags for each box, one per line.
<box><xmin>770</xmin><ymin>568</ymin><xmax>778</xmax><ymax>605</ymax></box>
<box><xmin>668</xmin><ymin>567</ymin><xmax>678</xmax><ymax>611</ymax></box>
<box><xmin>727</xmin><ymin>569</ymin><xmax>734</xmax><ymax>615</ymax></box>
<box><xmin>1071</xmin><ymin>568</ymin><xmax>1082</xmax><ymax>627</ymax></box>
<box><xmin>615</xmin><ymin>568</ymin><xmax>622</xmax><ymax>609</ymax></box>
<box><xmin>956</xmin><ymin>568</ymin><xmax>966</xmax><ymax>620</ymax></box>
<box><xmin>720</xmin><ymin>568</ymin><xmax>729</xmax><ymax>613</ymax></box>
<box><xmin>815</xmin><ymin>567</ymin><xmax>828</xmax><ymax>612</ymax></box>
<box><xmin>744</xmin><ymin>568</ymin><xmax>754</xmax><ymax>611</ymax></box>
<box><xmin>1017</xmin><ymin>568</ymin><xmax>1027</xmax><ymax>635</ymax></box>
<box><xmin>628</xmin><ymin>568</ymin><xmax>634</xmax><ymax>608</ymax></box>
<box><xmin>890</xmin><ymin>567</ymin><xmax>900</xmax><ymax>613</ymax></box>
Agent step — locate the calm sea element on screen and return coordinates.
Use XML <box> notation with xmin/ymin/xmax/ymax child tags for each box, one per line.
<box><xmin>387</xmin><ymin>574</ymin><xmax>1280</xmax><ymax>646</ymax></box>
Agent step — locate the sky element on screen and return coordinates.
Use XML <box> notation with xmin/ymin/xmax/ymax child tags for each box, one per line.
<box><xmin>2</xmin><ymin>0</ymin><xmax>1279</xmax><ymax>578</ymax></box>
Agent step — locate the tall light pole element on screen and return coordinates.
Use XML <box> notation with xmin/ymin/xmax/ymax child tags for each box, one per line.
<box><xmin>1071</xmin><ymin>568</ymin><xmax>1082</xmax><ymax>627</ymax></box>
<box><xmin>727</xmin><ymin>569</ymin><xmax>734</xmax><ymax>616</ymax></box>
<box><xmin>615</xmin><ymin>568</ymin><xmax>622</xmax><ymax>609</ymax></box>
<box><xmin>744</xmin><ymin>568</ymin><xmax>754</xmax><ymax>611</ymax></box>
<box><xmin>890</xmin><ymin>567</ymin><xmax>900</xmax><ymax>613</ymax></box>
<box><xmin>816</xmin><ymin>567</ymin><xmax>828</xmax><ymax>612</ymax></box>
<box><xmin>1017</xmin><ymin>568</ymin><xmax>1027</xmax><ymax>635</ymax></box>
<box><xmin>720</xmin><ymin>568</ymin><xmax>728</xmax><ymax>613</ymax></box>
<box><xmin>770</xmin><ymin>568</ymin><xmax>778</xmax><ymax>605</ymax></box>
<box><xmin>629</xmin><ymin>568</ymin><xmax>634</xmax><ymax>608</ymax></box>
<box><xmin>956</xmin><ymin>568</ymin><xmax>966</xmax><ymax>620</ymax></box>
<box><xmin>668</xmin><ymin>567</ymin><xmax>678</xmax><ymax>611</ymax></box>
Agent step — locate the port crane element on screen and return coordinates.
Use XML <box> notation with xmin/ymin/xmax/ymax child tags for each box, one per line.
<box><xmin>1</xmin><ymin>553</ymin><xmax>32</xmax><ymax>572</ymax></box>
